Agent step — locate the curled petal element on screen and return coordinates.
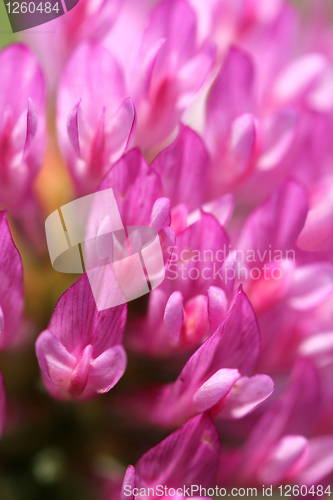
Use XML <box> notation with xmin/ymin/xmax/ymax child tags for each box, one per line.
<box><xmin>89</xmin><ymin>345</ymin><xmax>127</xmax><ymax>394</ymax></box>
<box><xmin>217</xmin><ymin>374</ymin><xmax>275</xmax><ymax>420</ymax></box>
<box><xmin>164</xmin><ymin>291</ymin><xmax>184</xmax><ymax>343</ymax></box>
<box><xmin>193</xmin><ymin>368</ymin><xmax>241</xmax><ymax>413</ymax></box>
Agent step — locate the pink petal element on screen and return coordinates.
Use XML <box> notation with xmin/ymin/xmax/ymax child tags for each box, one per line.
<box><xmin>218</xmin><ymin>374</ymin><xmax>275</xmax><ymax>419</ymax></box>
<box><xmin>259</xmin><ymin>435</ymin><xmax>309</xmax><ymax>484</ymax></box>
<box><xmin>299</xmin><ymin>332</ymin><xmax>333</xmax><ymax>367</ymax></box>
<box><xmin>227</xmin><ymin>113</ymin><xmax>256</xmax><ymax>180</ymax></box>
<box><xmin>35</xmin><ymin>330</ymin><xmax>76</xmax><ymax>386</ymax></box>
<box><xmin>258</xmin><ymin>107</ymin><xmax>299</xmax><ymax>171</ymax></box>
<box><xmin>89</xmin><ymin>345</ymin><xmax>127</xmax><ymax>394</ymax></box>
<box><xmin>288</xmin><ymin>263</ymin><xmax>333</xmax><ymax>310</ymax></box>
<box><xmin>152</xmin><ymin>124</ymin><xmax>210</xmax><ymax>211</ymax></box>
<box><xmin>206</xmin><ymin>46</ymin><xmax>254</xmax><ymax>152</ymax></box>
<box><xmin>46</xmin><ymin>274</ymin><xmax>127</xmax><ymax>356</ymax></box>
<box><xmin>164</xmin><ymin>291</ymin><xmax>184</xmax><ymax>343</ymax></box>
<box><xmin>207</xmin><ymin>286</ymin><xmax>228</xmax><ymax>333</ymax></box>
<box><xmin>193</xmin><ymin>368</ymin><xmax>241</xmax><ymax>413</ymax></box>
<box><xmin>150</xmin><ymin>197</ymin><xmax>171</xmax><ymax>232</ymax></box>
<box><xmin>238</xmin><ymin>180</ymin><xmax>308</xmax><ymax>255</ymax></box>
<box><xmin>22</xmin><ymin>98</ymin><xmax>38</xmax><ymax>159</ymax></box>
<box><xmin>106</xmin><ymin>97</ymin><xmax>136</xmax><ymax>163</ymax></box>
<box><xmin>209</xmin><ymin>287</ymin><xmax>261</xmax><ymax>376</ymax></box>
<box><xmin>121</xmin><ymin>465</ymin><xmax>136</xmax><ymax>500</ymax></box>
<box><xmin>67</xmin><ymin>99</ymin><xmax>82</xmax><ymax>157</ymax></box>
<box><xmin>177</xmin><ymin>43</ymin><xmax>216</xmax><ymax>109</ymax></box>
<box><xmin>273</xmin><ymin>53</ymin><xmax>327</xmax><ymax>103</ymax></box>
<box><xmin>0</xmin><ymin>211</ymin><xmax>24</xmax><ymax>349</ymax></box>
<box><xmin>98</xmin><ymin>149</ymin><xmax>163</xmax><ymax>227</ymax></box>
<box><xmin>295</xmin><ymin>436</ymin><xmax>333</xmax><ymax>485</ymax></box>
<box><xmin>69</xmin><ymin>344</ymin><xmax>93</xmax><ymax>396</ymax></box>
<box><xmin>140</xmin><ymin>0</ymin><xmax>197</xmax><ymax>67</ymax></box>
<box><xmin>187</xmin><ymin>194</ymin><xmax>235</xmax><ymax>228</ymax></box>
<box><xmin>135</xmin><ymin>413</ymin><xmax>220</xmax><ymax>488</ymax></box>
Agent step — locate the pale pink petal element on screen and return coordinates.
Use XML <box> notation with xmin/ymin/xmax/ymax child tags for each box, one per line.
<box><xmin>258</xmin><ymin>435</ymin><xmax>309</xmax><ymax>484</ymax></box>
<box><xmin>89</xmin><ymin>345</ymin><xmax>127</xmax><ymax>394</ymax></box>
<box><xmin>288</xmin><ymin>263</ymin><xmax>333</xmax><ymax>310</ymax></box>
<box><xmin>207</xmin><ymin>286</ymin><xmax>228</xmax><ymax>333</ymax></box>
<box><xmin>193</xmin><ymin>368</ymin><xmax>241</xmax><ymax>413</ymax></box>
<box><xmin>35</xmin><ymin>331</ymin><xmax>76</xmax><ymax>386</ymax></box>
<box><xmin>150</xmin><ymin>198</ymin><xmax>171</xmax><ymax>232</ymax></box>
<box><xmin>257</xmin><ymin>107</ymin><xmax>299</xmax><ymax>171</ymax></box>
<box><xmin>219</xmin><ymin>374</ymin><xmax>275</xmax><ymax>419</ymax></box>
<box><xmin>273</xmin><ymin>53</ymin><xmax>327</xmax><ymax>102</ymax></box>
<box><xmin>164</xmin><ymin>291</ymin><xmax>184</xmax><ymax>343</ymax></box>
<box><xmin>177</xmin><ymin>43</ymin><xmax>216</xmax><ymax>109</ymax></box>
<box><xmin>294</xmin><ymin>436</ymin><xmax>333</xmax><ymax>485</ymax></box>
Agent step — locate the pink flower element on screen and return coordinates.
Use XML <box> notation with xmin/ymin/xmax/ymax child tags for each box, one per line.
<box><xmin>120</xmin><ymin>413</ymin><xmax>220</xmax><ymax>500</ymax></box>
<box><xmin>58</xmin><ymin>42</ymin><xmax>136</xmax><ymax>195</ymax></box>
<box><xmin>128</xmin><ymin>0</ymin><xmax>216</xmax><ymax>151</ymax></box>
<box><xmin>205</xmin><ymin>46</ymin><xmax>300</xmax><ymax>196</ymax></box>
<box><xmin>0</xmin><ymin>44</ymin><xmax>46</xmax><ymax>244</ymax></box>
<box><xmin>0</xmin><ymin>211</ymin><xmax>25</xmax><ymax>350</ymax></box>
<box><xmin>127</xmin><ymin>212</ymin><xmax>230</xmax><ymax>355</ymax></box>
<box><xmin>236</xmin><ymin>180</ymin><xmax>333</xmax><ymax>371</ymax></box>
<box><xmin>123</xmin><ymin>287</ymin><xmax>274</xmax><ymax>428</ymax></box>
<box><xmin>23</xmin><ymin>0</ymin><xmax>123</xmax><ymax>86</ymax></box>
<box><xmin>35</xmin><ymin>274</ymin><xmax>127</xmax><ymax>400</ymax></box>
<box><xmin>219</xmin><ymin>360</ymin><xmax>333</xmax><ymax>487</ymax></box>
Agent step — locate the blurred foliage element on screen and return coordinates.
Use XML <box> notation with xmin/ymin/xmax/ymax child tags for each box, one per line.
<box><xmin>0</xmin><ymin>0</ymin><xmax>15</xmax><ymax>48</ymax></box>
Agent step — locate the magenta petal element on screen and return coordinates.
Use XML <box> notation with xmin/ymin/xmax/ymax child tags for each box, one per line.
<box><xmin>121</xmin><ymin>465</ymin><xmax>136</xmax><ymax>500</ymax></box>
<box><xmin>69</xmin><ymin>344</ymin><xmax>93</xmax><ymax>396</ymax></box>
<box><xmin>67</xmin><ymin>99</ymin><xmax>82</xmax><ymax>157</ymax></box>
<box><xmin>98</xmin><ymin>149</ymin><xmax>163</xmax><ymax>227</ymax></box>
<box><xmin>177</xmin><ymin>43</ymin><xmax>216</xmax><ymax>109</ymax></box>
<box><xmin>89</xmin><ymin>345</ymin><xmax>127</xmax><ymax>394</ymax></box>
<box><xmin>46</xmin><ymin>274</ymin><xmax>127</xmax><ymax>356</ymax></box>
<box><xmin>207</xmin><ymin>286</ymin><xmax>228</xmax><ymax>333</ymax></box>
<box><xmin>135</xmin><ymin>413</ymin><xmax>220</xmax><ymax>488</ymax></box>
<box><xmin>209</xmin><ymin>287</ymin><xmax>261</xmax><ymax>376</ymax></box>
<box><xmin>238</xmin><ymin>180</ymin><xmax>308</xmax><ymax>255</ymax></box>
<box><xmin>273</xmin><ymin>53</ymin><xmax>327</xmax><ymax>103</ymax></box>
<box><xmin>259</xmin><ymin>435</ymin><xmax>309</xmax><ymax>484</ymax></box>
<box><xmin>106</xmin><ymin>97</ymin><xmax>137</xmax><ymax>163</ymax></box>
<box><xmin>0</xmin><ymin>211</ymin><xmax>24</xmax><ymax>349</ymax></box>
<box><xmin>219</xmin><ymin>374</ymin><xmax>275</xmax><ymax>420</ymax></box>
<box><xmin>193</xmin><ymin>368</ymin><xmax>241</xmax><ymax>413</ymax></box>
<box><xmin>295</xmin><ymin>436</ymin><xmax>333</xmax><ymax>485</ymax></box>
<box><xmin>140</xmin><ymin>0</ymin><xmax>197</xmax><ymax>64</ymax></box>
<box><xmin>228</xmin><ymin>113</ymin><xmax>256</xmax><ymax>178</ymax></box>
<box><xmin>150</xmin><ymin>197</ymin><xmax>171</xmax><ymax>232</ymax></box>
<box><xmin>35</xmin><ymin>330</ymin><xmax>76</xmax><ymax>386</ymax></box>
<box><xmin>288</xmin><ymin>263</ymin><xmax>333</xmax><ymax>310</ymax></box>
<box><xmin>206</xmin><ymin>46</ymin><xmax>254</xmax><ymax>152</ymax></box>
<box><xmin>258</xmin><ymin>107</ymin><xmax>299</xmax><ymax>171</ymax></box>
<box><xmin>164</xmin><ymin>291</ymin><xmax>184</xmax><ymax>343</ymax></box>
<box><xmin>152</xmin><ymin>124</ymin><xmax>210</xmax><ymax>211</ymax></box>
<box><xmin>187</xmin><ymin>194</ymin><xmax>235</xmax><ymax>227</ymax></box>
<box><xmin>23</xmin><ymin>98</ymin><xmax>38</xmax><ymax>159</ymax></box>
